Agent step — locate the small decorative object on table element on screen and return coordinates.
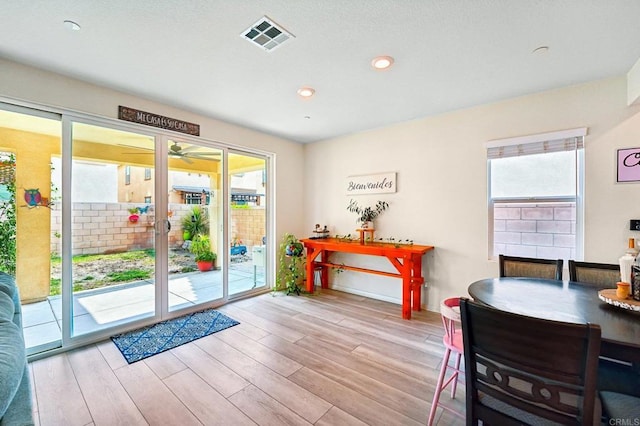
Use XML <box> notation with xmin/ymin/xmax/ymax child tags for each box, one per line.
<box><xmin>347</xmin><ymin>199</ymin><xmax>388</xmax><ymax>243</ymax></box>
<box><xmin>598</xmin><ymin>288</ymin><xmax>640</xmax><ymax>312</ymax></box>
<box><xmin>616</xmin><ymin>282</ymin><xmax>630</xmax><ymax>299</ymax></box>
<box><xmin>347</xmin><ymin>199</ymin><xmax>389</xmax><ymax>228</ymax></box>
<box><xmin>356</xmin><ymin>228</ymin><xmax>375</xmax><ymax>244</ymax></box>
<box><xmin>311</xmin><ymin>224</ymin><xmax>330</xmax><ymax>239</ymax></box>
<box><xmin>633</xmin><ymin>265</ymin><xmax>640</xmax><ymax>301</ymax></box>
<box><xmin>619</xmin><ymin>253</ymin><xmax>634</xmax><ymax>292</ymax></box>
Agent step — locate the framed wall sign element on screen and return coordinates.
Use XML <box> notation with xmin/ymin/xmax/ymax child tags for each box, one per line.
<box><xmin>346</xmin><ymin>172</ymin><xmax>396</xmax><ymax>195</ymax></box>
<box><xmin>617</xmin><ymin>147</ymin><xmax>640</xmax><ymax>183</ymax></box>
<box><xmin>118</xmin><ymin>106</ymin><xmax>200</xmax><ymax>136</ymax></box>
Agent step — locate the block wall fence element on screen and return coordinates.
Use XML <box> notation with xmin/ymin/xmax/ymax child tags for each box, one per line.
<box><xmin>493</xmin><ymin>202</ymin><xmax>576</xmax><ymax>260</ymax></box>
<box><xmin>50</xmin><ymin>203</ymin><xmax>266</xmax><ymax>256</ymax></box>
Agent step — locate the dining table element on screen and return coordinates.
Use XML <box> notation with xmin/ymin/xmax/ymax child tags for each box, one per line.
<box><xmin>468</xmin><ymin>277</ymin><xmax>640</xmax><ymax>365</ymax></box>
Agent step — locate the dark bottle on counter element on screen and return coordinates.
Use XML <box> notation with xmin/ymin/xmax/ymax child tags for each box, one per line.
<box><xmin>633</xmin><ymin>265</ymin><xmax>640</xmax><ymax>301</ymax></box>
<box><xmin>628</xmin><ymin>238</ymin><xmax>640</xmax><ymax>300</ymax></box>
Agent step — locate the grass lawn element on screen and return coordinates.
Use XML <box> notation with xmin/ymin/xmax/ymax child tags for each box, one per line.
<box><xmin>50</xmin><ymin>249</ymin><xmax>196</xmax><ymax>295</ymax></box>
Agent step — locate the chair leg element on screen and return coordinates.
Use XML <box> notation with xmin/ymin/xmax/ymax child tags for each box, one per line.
<box><xmin>451</xmin><ymin>352</ymin><xmax>461</xmax><ymax>398</ymax></box>
<box><xmin>428</xmin><ymin>348</ymin><xmax>452</xmax><ymax>426</ymax></box>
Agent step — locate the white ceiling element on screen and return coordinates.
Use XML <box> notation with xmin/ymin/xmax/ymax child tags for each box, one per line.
<box><xmin>1</xmin><ymin>1</ymin><xmax>640</xmax><ymax>143</ymax></box>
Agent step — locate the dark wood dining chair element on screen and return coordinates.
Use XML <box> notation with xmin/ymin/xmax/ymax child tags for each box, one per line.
<box><xmin>460</xmin><ymin>298</ymin><xmax>601</xmax><ymax>425</ymax></box>
<box><xmin>568</xmin><ymin>260</ymin><xmax>619</xmax><ymax>288</ymax></box>
<box><xmin>499</xmin><ymin>254</ymin><xmax>563</xmax><ymax>280</ymax></box>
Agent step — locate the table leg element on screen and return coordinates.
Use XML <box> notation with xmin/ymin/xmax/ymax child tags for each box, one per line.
<box><xmin>322</xmin><ymin>250</ymin><xmax>332</xmax><ymax>289</ymax></box>
<box><xmin>305</xmin><ymin>247</ymin><xmax>321</xmax><ymax>293</ymax></box>
<box><xmin>412</xmin><ymin>285</ymin><xmax>421</xmax><ymax>311</ymax></box>
<box><xmin>402</xmin><ymin>255</ymin><xmax>412</xmax><ymax>320</ymax></box>
<box><xmin>412</xmin><ymin>254</ymin><xmax>423</xmax><ymax>312</ymax></box>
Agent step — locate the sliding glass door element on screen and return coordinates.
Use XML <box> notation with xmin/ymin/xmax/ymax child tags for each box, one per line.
<box><xmin>2</xmin><ymin>103</ymin><xmax>273</xmax><ymax>356</ymax></box>
<box><xmin>165</xmin><ymin>138</ymin><xmax>224</xmax><ymax>312</ymax></box>
<box><xmin>0</xmin><ymin>104</ymin><xmax>62</xmax><ymax>354</ymax></box>
<box><xmin>228</xmin><ymin>152</ymin><xmax>267</xmax><ymax>297</ymax></box>
<box><xmin>68</xmin><ymin>121</ymin><xmax>158</xmax><ymax>337</ymax></box>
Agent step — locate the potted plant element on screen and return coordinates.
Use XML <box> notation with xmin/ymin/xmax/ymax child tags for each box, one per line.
<box><xmin>181</xmin><ymin>205</ymin><xmax>209</xmax><ymax>241</ymax></box>
<box><xmin>285</xmin><ymin>240</ymin><xmax>304</xmax><ymax>257</ymax></box>
<box><xmin>128</xmin><ymin>207</ymin><xmax>139</xmax><ymax>223</ymax></box>
<box><xmin>190</xmin><ymin>234</ymin><xmax>217</xmax><ymax>271</ymax></box>
<box><xmin>275</xmin><ymin>233</ymin><xmax>305</xmax><ymax>295</ymax></box>
<box><xmin>347</xmin><ymin>199</ymin><xmax>389</xmax><ymax>228</ymax></box>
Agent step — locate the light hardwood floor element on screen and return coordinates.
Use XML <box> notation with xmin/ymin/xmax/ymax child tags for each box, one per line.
<box><xmin>28</xmin><ymin>289</ymin><xmax>465</xmax><ymax>425</ymax></box>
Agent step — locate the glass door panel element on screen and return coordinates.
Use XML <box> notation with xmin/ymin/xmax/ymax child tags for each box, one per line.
<box><xmin>228</xmin><ymin>152</ymin><xmax>267</xmax><ymax>297</ymax></box>
<box><xmin>2</xmin><ymin>105</ymin><xmax>274</xmax><ymax>357</ymax></box>
<box><xmin>0</xmin><ymin>106</ymin><xmax>63</xmax><ymax>355</ymax></box>
<box><xmin>166</xmin><ymin>139</ymin><xmax>223</xmax><ymax>312</ymax></box>
<box><xmin>70</xmin><ymin>122</ymin><xmax>156</xmax><ymax>336</ymax></box>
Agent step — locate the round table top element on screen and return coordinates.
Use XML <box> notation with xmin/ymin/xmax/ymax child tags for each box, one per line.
<box><xmin>468</xmin><ymin>277</ymin><xmax>640</xmax><ymax>360</ymax></box>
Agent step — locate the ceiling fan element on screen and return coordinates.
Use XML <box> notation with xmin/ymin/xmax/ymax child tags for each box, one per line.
<box><xmin>120</xmin><ymin>141</ymin><xmax>221</xmax><ymax>164</ymax></box>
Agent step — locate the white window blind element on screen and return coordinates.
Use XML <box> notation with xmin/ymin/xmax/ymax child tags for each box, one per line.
<box><xmin>487</xmin><ymin>137</ymin><xmax>584</xmax><ymax>160</ymax></box>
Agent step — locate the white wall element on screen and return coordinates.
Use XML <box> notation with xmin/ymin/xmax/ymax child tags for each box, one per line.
<box><xmin>305</xmin><ymin>76</ymin><xmax>640</xmax><ymax>311</ymax></box>
<box><xmin>0</xmin><ymin>58</ymin><xmax>307</xmax><ymax>280</ymax></box>
<box><xmin>5</xmin><ymin>58</ymin><xmax>640</xmax><ymax>312</ymax></box>
<box><xmin>628</xmin><ymin>57</ymin><xmax>640</xmax><ymax>105</ymax></box>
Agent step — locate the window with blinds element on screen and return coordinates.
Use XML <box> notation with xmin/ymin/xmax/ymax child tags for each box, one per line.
<box><xmin>487</xmin><ymin>128</ymin><xmax>586</xmax><ymax>262</ymax></box>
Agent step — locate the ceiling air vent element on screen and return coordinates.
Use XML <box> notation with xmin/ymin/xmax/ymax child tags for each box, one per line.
<box><xmin>242</xmin><ymin>16</ymin><xmax>294</xmax><ymax>52</ymax></box>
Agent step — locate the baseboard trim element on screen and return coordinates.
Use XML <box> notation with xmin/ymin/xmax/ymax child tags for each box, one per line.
<box><xmin>327</xmin><ymin>284</ymin><xmax>401</xmax><ymax>305</ymax></box>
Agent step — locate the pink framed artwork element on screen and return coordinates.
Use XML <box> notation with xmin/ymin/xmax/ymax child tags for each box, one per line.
<box><xmin>617</xmin><ymin>147</ymin><xmax>640</xmax><ymax>183</ymax></box>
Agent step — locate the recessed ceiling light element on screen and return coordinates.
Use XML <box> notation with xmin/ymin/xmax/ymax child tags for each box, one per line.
<box><xmin>532</xmin><ymin>46</ymin><xmax>549</xmax><ymax>54</ymax></box>
<box><xmin>297</xmin><ymin>87</ymin><xmax>315</xmax><ymax>98</ymax></box>
<box><xmin>371</xmin><ymin>56</ymin><xmax>394</xmax><ymax>70</ymax></box>
<box><xmin>63</xmin><ymin>20</ymin><xmax>81</xmax><ymax>31</ymax></box>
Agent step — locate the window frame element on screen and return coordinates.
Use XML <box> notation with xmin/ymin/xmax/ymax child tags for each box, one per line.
<box><xmin>487</xmin><ymin>128</ymin><xmax>586</xmax><ymax>262</ymax></box>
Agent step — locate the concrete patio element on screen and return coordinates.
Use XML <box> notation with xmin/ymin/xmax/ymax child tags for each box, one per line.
<box><xmin>22</xmin><ymin>260</ymin><xmax>265</xmax><ymax>355</ymax></box>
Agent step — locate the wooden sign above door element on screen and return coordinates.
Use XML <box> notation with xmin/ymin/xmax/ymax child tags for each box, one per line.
<box><xmin>118</xmin><ymin>106</ymin><xmax>200</xmax><ymax>136</ymax></box>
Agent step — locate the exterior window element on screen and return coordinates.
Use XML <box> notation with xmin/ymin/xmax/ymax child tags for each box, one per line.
<box><xmin>144</xmin><ymin>196</ymin><xmax>151</xmax><ymax>203</ymax></box>
<box><xmin>125</xmin><ymin>166</ymin><xmax>131</xmax><ymax>185</ymax></box>
<box><xmin>184</xmin><ymin>191</ymin><xmax>210</xmax><ymax>205</ymax></box>
<box><xmin>487</xmin><ymin>129</ymin><xmax>585</xmax><ymax>262</ymax></box>
<box><xmin>185</xmin><ymin>193</ymin><xmax>200</xmax><ymax>204</ymax></box>
<box><xmin>144</xmin><ymin>168</ymin><xmax>151</xmax><ymax>180</ymax></box>
<box><xmin>231</xmin><ymin>193</ymin><xmax>259</xmax><ymax>205</ymax></box>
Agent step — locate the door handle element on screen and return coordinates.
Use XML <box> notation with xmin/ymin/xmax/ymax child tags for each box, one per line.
<box><xmin>154</xmin><ymin>220</ymin><xmax>171</xmax><ymax>235</ymax></box>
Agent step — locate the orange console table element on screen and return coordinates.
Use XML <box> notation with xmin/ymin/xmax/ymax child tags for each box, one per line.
<box><xmin>300</xmin><ymin>238</ymin><xmax>434</xmax><ymax>320</ymax></box>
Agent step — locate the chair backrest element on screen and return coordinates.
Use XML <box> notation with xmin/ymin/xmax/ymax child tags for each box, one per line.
<box><xmin>440</xmin><ymin>297</ymin><xmax>461</xmax><ymax>349</ymax></box>
<box><xmin>499</xmin><ymin>254</ymin><xmax>563</xmax><ymax>280</ymax></box>
<box><xmin>460</xmin><ymin>298</ymin><xmax>601</xmax><ymax>426</ymax></box>
<box><xmin>568</xmin><ymin>260</ymin><xmax>620</xmax><ymax>288</ymax></box>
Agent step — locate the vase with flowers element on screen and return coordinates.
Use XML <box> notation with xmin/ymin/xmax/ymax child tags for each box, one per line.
<box><xmin>347</xmin><ymin>199</ymin><xmax>389</xmax><ymax>229</ymax></box>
